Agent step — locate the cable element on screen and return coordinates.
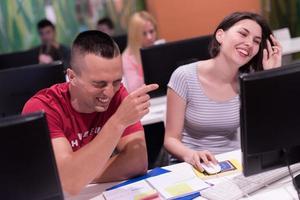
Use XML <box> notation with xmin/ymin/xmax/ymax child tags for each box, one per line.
<box><xmin>283</xmin><ymin>148</ymin><xmax>300</xmax><ymax>200</ymax></box>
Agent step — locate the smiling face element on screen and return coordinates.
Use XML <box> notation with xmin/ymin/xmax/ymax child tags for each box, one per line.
<box><xmin>216</xmin><ymin>19</ymin><xmax>262</xmax><ymax>67</ymax></box>
<box><xmin>68</xmin><ymin>54</ymin><xmax>123</xmax><ymax>113</ymax></box>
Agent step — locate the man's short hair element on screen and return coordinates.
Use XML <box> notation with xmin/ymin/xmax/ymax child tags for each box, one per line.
<box><xmin>70</xmin><ymin>30</ymin><xmax>120</xmax><ymax>72</ymax></box>
<box><xmin>37</xmin><ymin>18</ymin><xmax>55</xmax><ymax>30</ymax></box>
<box><xmin>97</xmin><ymin>17</ymin><xmax>114</xmax><ymax>29</ymax></box>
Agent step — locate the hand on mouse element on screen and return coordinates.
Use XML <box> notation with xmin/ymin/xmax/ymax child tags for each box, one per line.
<box><xmin>184</xmin><ymin>150</ymin><xmax>218</xmax><ymax>172</ymax></box>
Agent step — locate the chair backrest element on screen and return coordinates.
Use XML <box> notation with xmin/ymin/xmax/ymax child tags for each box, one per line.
<box><xmin>143</xmin><ymin>121</ymin><xmax>169</xmax><ymax>169</ymax></box>
<box><xmin>0</xmin><ymin>61</ymin><xmax>65</xmax><ymax>118</ymax></box>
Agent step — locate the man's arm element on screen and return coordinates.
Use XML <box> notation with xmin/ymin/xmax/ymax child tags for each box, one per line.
<box><xmin>51</xmin><ymin>115</ymin><xmax>125</xmax><ymax>195</ymax></box>
<box><xmin>92</xmin><ymin>130</ymin><xmax>148</xmax><ymax>183</ymax></box>
<box><xmin>52</xmin><ymin>84</ymin><xmax>158</xmax><ymax>195</ymax></box>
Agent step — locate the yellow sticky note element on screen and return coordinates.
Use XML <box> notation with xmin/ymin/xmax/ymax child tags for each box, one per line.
<box><xmin>230</xmin><ymin>159</ymin><xmax>242</xmax><ymax>170</ymax></box>
<box><xmin>165</xmin><ymin>183</ymin><xmax>193</xmax><ymax>196</ymax></box>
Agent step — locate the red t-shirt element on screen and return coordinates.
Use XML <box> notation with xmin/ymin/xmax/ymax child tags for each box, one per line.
<box><xmin>22</xmin><ymin>82</ymin><xmax>143</xmax><ymax>151</ymax></box>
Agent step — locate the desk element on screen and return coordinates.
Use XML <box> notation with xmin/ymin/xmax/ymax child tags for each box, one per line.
<box><xmin>141</xmin><ymin>96</ymin><xmax>166</xmax><ymax>125</ymax></box>
<box><xmin>65</xmin><ymin>150</ymin><xmax>299</xmax><ymax>199</ymax></box>
<box><xmin>198</xmin><ymin>150</ymin><xmax>299</xmax><ymax>200</ymax></box>
<box><xmin>280</xmin><ymin>37</ymin><xmax>300</xmax><ymax>56</ymax></box>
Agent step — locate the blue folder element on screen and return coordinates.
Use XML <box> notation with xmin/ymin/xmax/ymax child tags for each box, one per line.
<box><xmin>106</xmin><ymin>167</ymin><xmax>171</xmax><ymax>190</ymax></box>
<box><xmin>106</xmin><ymin>167</ymin><xmax>202</xmax><ymax>199</ymax></box>
<box><xmin>173</xmin><ymin>192</ymin><xmax>200</xmax><ymax>200</ymax></box>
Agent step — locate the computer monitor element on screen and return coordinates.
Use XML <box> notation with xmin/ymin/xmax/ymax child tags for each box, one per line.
<box><xmin>140</xmin><ymin>35</ymin><xmax>212</xmax><ymax>98</ymax></box>
<box><xmin>0</xmin><ymin>48</ymin><xmax>38</xmax><ymax>70</ymax></box>
<box><xmin>240</xmin><ymin>62</ymin><xmax>300</xmax><ymax>177</ymax></box>
<box><xmin>112</xmin><ymin>34</ymin><xmax>127</xmax><ymax>53</ymax></box>
<box><xmin>0</xmin><ymin>61</ymin><xmax>66</xmax><ymax>117</ymax></box>
<box><xmin>0</xmin><ymin>112</ymin><xmax>63</xmax><ymax>199</ymax></box>
<box><xmin>143</xmin><ymin>121</ymin><xmax>166</xmax><ymax>169</ymax></box>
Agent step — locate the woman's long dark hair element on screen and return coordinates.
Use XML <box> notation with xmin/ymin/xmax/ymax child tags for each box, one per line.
<box><xmin>209</xmin><ymin>12</ymin><xmax>272</xmax><ymax>73</ymax></box>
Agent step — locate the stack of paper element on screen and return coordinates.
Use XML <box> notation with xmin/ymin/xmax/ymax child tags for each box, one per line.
<box><xmin>103</xmin><ymin>166</ymin><xmax>211</xmax><ymax>200</ymax></box>
<box><xmin>146</xmin><ymin>166</ymin><xmax>210</xmax><ymax>199</ymax></box>
<box><xmin>103</xmin><ymin>180</ymin><xmax>158</xmax><ymax>200</ymax></box>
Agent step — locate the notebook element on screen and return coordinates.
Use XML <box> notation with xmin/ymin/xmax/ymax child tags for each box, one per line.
<box><xmin>104</xmin><ymin>165</ymin><xmax>210</xmax><ymax>200</ymax></box>
<box><xmin>146</xmin><ymin>166</ymin><xmax>210</xmax><ymax>199</ymax></box>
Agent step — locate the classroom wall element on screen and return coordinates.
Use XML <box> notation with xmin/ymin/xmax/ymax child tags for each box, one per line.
<box><xmin>146</xmin><ymin>0</ymin><xmax>261</xmax><ymax>41</ymax></box>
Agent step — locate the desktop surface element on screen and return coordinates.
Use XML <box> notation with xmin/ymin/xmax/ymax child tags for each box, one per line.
<box><xmin>65</xmin><ymin>149</ymin><xmax>300</xmax><ymax>200</ymax></box>
<box><xmin>141</xmin><ymin>96</ymin><xmax>166</xmax><ymax>125</ymax></box>
<box><xmin>280</xmin><ymin>36</ymin><xmax>300</xmax><ymax>55</ymax></box>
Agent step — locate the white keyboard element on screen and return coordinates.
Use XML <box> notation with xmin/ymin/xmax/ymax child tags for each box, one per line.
<box><xmin>201</xmin><ymin>163</ymin><xmax>300</xmax><ymax>200</ymax></box>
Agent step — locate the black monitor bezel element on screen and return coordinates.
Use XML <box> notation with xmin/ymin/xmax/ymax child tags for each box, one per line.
<box><xmin>141</xmin><ymin>35</ymin><xmax>212</xmax><ymax>98</ymax></box>
<box><xmin>0</xmin><ymin>61</ymin><xmax>66</xmax><ymax>118</ymax></box>
<box><xmin>240</xmin><ymin>62</ymin><xmax>300</xmax><ymax>176</ymax></box>
<box><xmin>0</xmin><ymin>112</ymin><xmax>63</xmax><ymax>199</ymax></box>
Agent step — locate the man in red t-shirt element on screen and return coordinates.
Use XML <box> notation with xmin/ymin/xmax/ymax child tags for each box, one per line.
<box><xmin>22</xmin><ymin>30</ymin><xmax>158</xmax><ymax>195</ymax></box>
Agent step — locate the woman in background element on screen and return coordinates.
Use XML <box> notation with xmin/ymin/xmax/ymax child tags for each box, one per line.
<box><xmin>122</xmin><ymin>11</ymin><xmax>158</xmax><ymax>93</ymax></box>
<box><xmin>164</xmin><ymin>12</ymin><xmax>282</xmax><ymax>171</ymax></box>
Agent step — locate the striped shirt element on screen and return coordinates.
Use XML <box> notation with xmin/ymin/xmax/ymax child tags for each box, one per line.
<box><xmin>168</xmin><ymin>62</ymin><xmax>240</xmax><ymax>160</ymax></box>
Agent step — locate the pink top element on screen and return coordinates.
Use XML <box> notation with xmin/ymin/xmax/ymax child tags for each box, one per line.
<box><xmin>122</xmin><ymin>49</ymin><xmax>144</xmax><ymax>93</ymax></box>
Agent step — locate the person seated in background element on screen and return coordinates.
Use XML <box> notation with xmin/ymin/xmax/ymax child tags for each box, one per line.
<box><xmin>33</xmin><ymin>18</ymin><xmax>70</xmax><ymax>67</ymax></box>
<box><xmin>122</xmin><ymin>11</ymin><xmax>160</xmax><ymax>93</ymax></box>
<box><xmin>164</xmin><ymin>12</ymin><xmax>282</xmax><ymax>171</ymax></box>
<box><xmin>96</xmin><ymin>17</ymin><xmax>115</xmax><ymax>36</ymax></box>
<box><xmin>23</xmin><ymin>30</ymin><xmax>158</xmax><ymax>195</ymax></box>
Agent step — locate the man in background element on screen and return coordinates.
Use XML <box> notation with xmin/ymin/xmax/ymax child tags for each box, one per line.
<box><xmin>97</xmin><ymin>17</ymin><xmax>115</xmax><ymax>36</ymax></box>
<box><xmin>33</xmin><ymin>18</ymin><xmax>70</xmax><ymax>68</ymax></box>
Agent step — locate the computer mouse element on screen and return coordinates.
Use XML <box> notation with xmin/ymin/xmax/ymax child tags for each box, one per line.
<box><xmin>200</xmin><ymin>162</ymin><xmax>221</xmax><ymax>174</ymax></box>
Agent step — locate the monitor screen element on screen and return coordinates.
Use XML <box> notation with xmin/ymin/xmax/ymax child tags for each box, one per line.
<box><xmin>240</xmin><ymin>62</ymin><xmax>300</xmax><ymax>176</ymax></box>
<box><xmin>143</xmin><ymin>121</ymin><xmax>165</xmax><ymax>169</ymax></box>
<box><xmin>141</xmin><ymin>35</ymin><xmax>212</xmax><ymax>98</ymax></box>
<box><xmin>0</xmin><ymin>112</ymin><xmax>63</xmax><ymax>199</ymax></box>
<box><xmin>0</xmin><ymin>48</ymin><xmax>38</xmax><ymax>70</ymax></box>
<box><xmin>0</xmin><ymin>61</ymin><xmax>66</xmax><ymax>117</ymax></box>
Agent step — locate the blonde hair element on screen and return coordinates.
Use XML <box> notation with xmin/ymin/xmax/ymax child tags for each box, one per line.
<box><xmin>126</xmin><ymin>11</ymin><xmax>157</xmax><ymax>63</ymax></box>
